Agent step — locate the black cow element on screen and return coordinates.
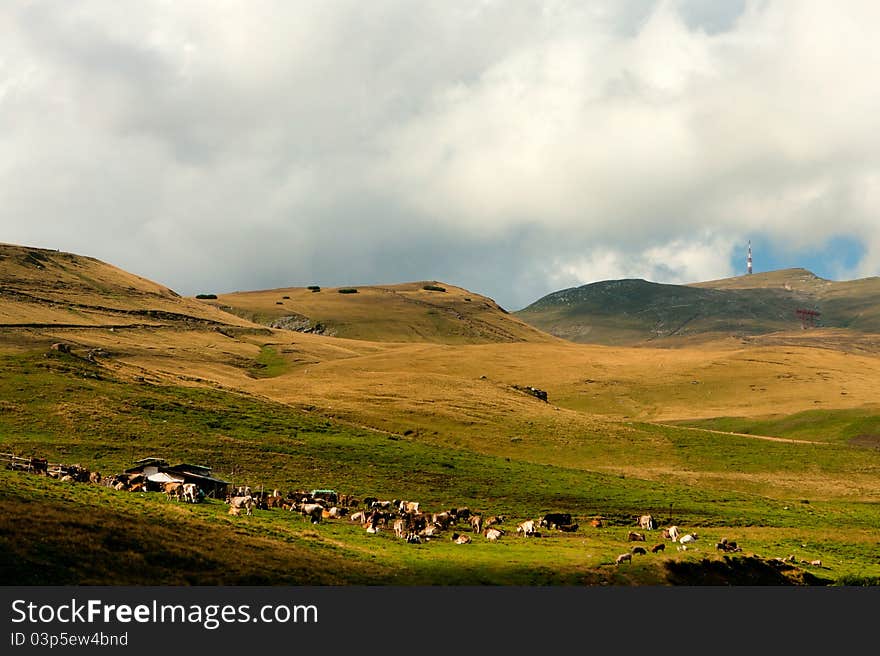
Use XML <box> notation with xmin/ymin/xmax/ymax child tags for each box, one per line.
<box><xmin>539</xmin><ymin>513</ymin><xmax>572</xmax><ymax>530</ymax></box>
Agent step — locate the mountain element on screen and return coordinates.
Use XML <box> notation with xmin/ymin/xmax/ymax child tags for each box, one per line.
<box><xmin>515</xmin><ymin>268</ymin><xmax>880</xmax><ymax>345</ymax></box>
<box><xmin>198</xmin><ymin>281</ymin><xmax>558</xmax><ymax>344</ymax></box>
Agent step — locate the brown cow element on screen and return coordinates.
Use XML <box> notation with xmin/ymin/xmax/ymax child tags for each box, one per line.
<box><xmin>651</xmin><ymin>543</ymin><xmax>666</xmax><ymax>553</ymax></box>
<box><xmin>627</xmin><ymin>531</ymin><xmax>646</xmax><ymax>542</ymax></box>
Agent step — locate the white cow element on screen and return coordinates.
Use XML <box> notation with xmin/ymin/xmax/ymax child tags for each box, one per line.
<box><xmin>638</xmin><ymin>515</ymin><xmax>655</xmax><ymax>531</ymax></box>
<box><xmin>679</xmin><ymin>533</ymin><xmax>698</xmax><ymax>545</ymax></box>
<box><xmin>182</xmin><ymin>483</ymin><xmax>198</xmax><ymax>503</ymax></box>
<box><xmin>227</xmin><ymin>495</ymin><xmax>256</xmax><ymax>516</ymax></box>
<box><xmin>516</xmin><ymin>519</ymin><xmax>537</xmax><ymax>536</ymax></box>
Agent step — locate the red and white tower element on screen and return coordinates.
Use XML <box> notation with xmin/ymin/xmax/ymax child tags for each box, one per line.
<box><xmin>747</xmin><ymin>240</ymin><xmax>753</xmax><ymax>275</ymax></box>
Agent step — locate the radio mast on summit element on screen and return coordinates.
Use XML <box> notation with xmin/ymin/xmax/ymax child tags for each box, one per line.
<box><xmin>747</xmin><ymin>240</ymin><xmax>753</xmax><ymax>275</ymax></box>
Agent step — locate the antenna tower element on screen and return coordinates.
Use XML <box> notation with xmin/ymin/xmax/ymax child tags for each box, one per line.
<box><xmin>747</xmin><ymin>241</ymin><xmax>753</xmax><ymax>275</ymax></box>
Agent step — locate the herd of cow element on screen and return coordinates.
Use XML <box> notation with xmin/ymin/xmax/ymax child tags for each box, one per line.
<box><xmin>9</xmin><ymin>455</ymin><xmax>723</xmax><ymax>563</ymax></box>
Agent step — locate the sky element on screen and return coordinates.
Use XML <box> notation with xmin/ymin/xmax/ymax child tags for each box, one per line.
<box><xmin>2</xmin><ymin>1</ymin><xmax>879</xmax><ymax>311</ymax></box>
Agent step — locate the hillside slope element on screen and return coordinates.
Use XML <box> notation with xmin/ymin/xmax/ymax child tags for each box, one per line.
<box><xmin>515</xmin><ymin>269</ymin><xmax>880</xmax><ymax>345</ymax></box>
<box><xmin>0</xmin><ymin>243</ymin><xmax>254</xmax><ymax>328</ymax></box>
<box><xmin>201</xmin><ymin>281</ymin><xmax>558</xmax><ymax>344</ymax></box>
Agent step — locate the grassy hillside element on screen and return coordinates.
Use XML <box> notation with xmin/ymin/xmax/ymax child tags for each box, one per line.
<box><xmin>202</xmin><ymin>281</ymin><xmax>557</xmax><ymax>344</ymax></box>
<box><xmin>515</xmin><ymin>269</ymin><xmax>880</xmax><ymax>345</ymax></box>
<box><xmin>2</xmin><ymin>243</ymin><xmax>880</xmax><ymax>585</ymax></box>
<box><xmin>1</xmin><ymin>350</ymin><xmax>877</xmax><ymax>586</ymax></box>
<box><xmin>0</xmin><ymin>243</ymin><xmax>254</xmax><ymax>328</ymax></box>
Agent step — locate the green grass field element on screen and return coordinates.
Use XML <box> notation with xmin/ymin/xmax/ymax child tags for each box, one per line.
<box><xmin>2</xmin><ymin>349</ymin><xmax>880</xmax><ymax>585</ymax></box>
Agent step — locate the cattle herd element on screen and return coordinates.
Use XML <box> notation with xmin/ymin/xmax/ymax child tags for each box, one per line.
<box><xmin>6</xmin><ymin>453</ymin><xmax>743</xmax><ymax>564</ymax></box>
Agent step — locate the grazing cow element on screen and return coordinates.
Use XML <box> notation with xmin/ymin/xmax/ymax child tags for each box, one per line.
<box><xmin>662</xmin><ymin>526</ymin><xmax>680</xmax><ymax>541</ymax></box>
<box><xmin>615</xmin><ymin>553</ymin><xmax>632</xmax><ymax>565</ymax></box>
<box><xmin>405</xmin><ymin>531</ymin><xmax>421</xmax><ymax>544</ymax></box>
<box><xmin>89</xmin><ymin>471</ymin><xmax>102</xmax><ymax>485</ymax></box>
<box><xmin>432</xmin><ymin>511</ymin><xmax>453</xmax><ymax>530</ymax></box>
<box><xmin>350</xmin><ymin>511</ymin><xmax>367</xmax><ymax>523</ymax></box>
<box><xmin>516</xmin><ymin>520</ymin><xmax>537</xmax><ymax>536</ymax></box>
<box><xmin>809</xmin><ymin>560</ymin><xmax>822</xmax><ymax>567</ymax></box>
<box><xmin>455</xmin><ymin>507</ymin><xmax>471</xmax><ymax>521</ymax></box>
<box><xmin>638</xmin><ymin>515</ymin><xmax>655</xmax><ymax>531</ymax></box>
<box><xmin>678</xmin><ymin>533</ymin><xmax>698</xmax><ymax>545</ymax></box>
<box><xmin>393</xmin><ymin>518</ymin><xmax>407</xmax><ymax>539</ymax></box>
<box><xmin>228</xmin><ymin>495</ymin><xmax>256</xmax><ymax>516</ymax></box>
<box><xmin>469</xmin><ymin>514</ymin><xmax>483</xmax><ymax>534</ymax></box>
<box><xmin>300</xmin><ymin>503</ymin><xmax>324</xmax><ymax>524</ymax></box>
<box><xmin>399</xmin><ymin>500</ymin><xmax>420</xmax><ymax>515</ymax></box>
<box><xmin>539</xmin><ymin>513</ymin><xmax>572</xmax><ymax>530</ymax></box>
<box><xmin>452</xmin><ymin>533</ymin><xmax>472</xmax><ymax>544</ymax></box>
<box><xmin>484</xmin><ymin>527</ymin><xmax>504</xmax><ymax>542</ymax></box>
<box><xmin>372</xmin><ymin>500</ymin><xmax>394</xmax><ymax>510</ymax></box>
<box><xmin>651</xmin><ymin>543</ymin><xmax>666</xmax><ymax>554</ymax></box>
<box><xmin>266</xmin><ymin>495</ymin><xmax>284</xmax><ymax>509</ymax></box>
<box><xmin>484</xmin><ymin>515</ymin><xmax>505</xmax><ymax>528</ymax></box>
<box><xmin>627</xmin><ymin>531</ymin><xmax>646</xmax><ymax>542</ymax></box>
<box><xmin>631</xmin><ymin>546</ymin><xmax>647</xmax><ymax>555</ymax></box>
<box><xmin>182</xmin><ymin>483</ymin><xmax>198</xmax><ymax>503</ymax></box>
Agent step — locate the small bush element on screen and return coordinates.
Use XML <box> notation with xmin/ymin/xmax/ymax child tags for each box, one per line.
<box><xmin>195</xmin><ymin>294</ymin><xmax>217</xmax><ymax>300</ymax></box>
<box><xmin>338</xmin><ymin>288</ymin><xmax>358</xmax><ymax>294</ymax></box>
<box><xmin>282</xmin><ymin>296</ymin><xmax>290</xmax><ymax>299</ymax></box>
<box><xmin>275</xmin><ymin>301</ymin><xmax>283</xmax><ymax>305</ymax></box>
<box><xmin>307</xmin><ymin>285</ymin><xmax>321</xmax><ymax>292</ymax></box>
<box><xmin>423</xmin><ymin>284</ymin><xmax>446</xmax><ymax>292</ymax></box>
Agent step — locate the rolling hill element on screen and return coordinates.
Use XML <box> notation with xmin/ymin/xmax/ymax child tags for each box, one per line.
<box><xmin>515</xmin><ymin>268</ymin><xmax>880</xmax><ymax>345</ymax></box>
<box><xmin>198</xmin><ymin>281</ymin><xmax>557</xmax><ymax>344</ymax></box>
<box><xmin>2</xmin><ymin>242</ymin><xmax>880</xmax><ymax>586</ymax></box>
<box><xmin>0</xmin><ymin>242</ymin><xmax>254</xmax><ymax>329</ymax></box>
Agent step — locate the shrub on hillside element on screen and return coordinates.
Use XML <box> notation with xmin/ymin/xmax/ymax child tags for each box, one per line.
<box><xmin>423</xmin><ymin>284</ymin><xmax>446</xmax><ymax>292</ymax></box>
<box><xmin>338</xmin><ymin>288</ymin><xmax>358</xmax><ymax>294</ymax></box>
<box><xmin>307</xmin><ymin>285</ymin><xmax>321</xmax><ymax>292</ymax></box>
<box><xmin>195</xmin><ymin>294</ymin><xmax>217</xmax><ymax>299</ymax></box>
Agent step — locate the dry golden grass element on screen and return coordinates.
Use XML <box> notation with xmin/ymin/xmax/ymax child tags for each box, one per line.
<box><xmin>205</xmin><ymin>280</ymin><xmax>558</xmax><ymax>344</ymax></box>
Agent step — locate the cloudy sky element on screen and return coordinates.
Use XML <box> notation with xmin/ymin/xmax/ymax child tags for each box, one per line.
<box><xmin>2</xmin><ymin>1</ymin><xmax>879</xmax><ymax>310</ymax></box>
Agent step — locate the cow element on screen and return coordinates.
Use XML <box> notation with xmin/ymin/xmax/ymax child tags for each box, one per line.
<box><xmin>516</xmin><ymin>520</ymin><xmax>537</xmax><ymax>536</ymax></box>
<box><xmin>662</xmin><ymin>526</ymin><xmax>680</xmax><ymax>541</ymax></box>
<box><xmin>432</xmin><ymin>511</ymin><xmax>454</xmax><ymax>530</ymax></box>
<box><xmin>350</xmin><ymin>511</ymin><xmax>367</xmax><ymax>523</ymax></box>
<box><xmin>266</xmin><ymin>495</ymin><xmax>284</xmax><ymax>509</ymax></box>
<box><xmin>469</xmin><ymin>514</ymin><xmax>483</xmax><ymax>534</ymax></box>
<box><xmin>678</xmin><ymin>533</ymin><xmax>698</xmax><ymax>545</ymax></box>
<box><xmin>452</xmin><ymin>533</ymin><xmax>472</xmax><ymax>544</ymax></box>
<box><xmin>393</xmin><ymin>518</ymin><xmax>407</xmax><ymax>539</ymax></box>
<box><xmin>89</xmin><ymin>471</ymin><xmax>102</xmax><ymax>485</ymax></box>
<box><xmin>399</xmin><ymin>500</ymin><xmax>420</xmax><ymax>515</ymax></box>
<box><xmin>484</xmin><ymin>515</ymin><xmax>505</xmax><ymax>528</ymax></box>
<box><xmin>627</xmin><ymin>531</ymin><xmax>646</xmax><ymax>542</ymax></box>
<box><xmin>164</xmin><ymin>482</ymin><xmax>184</xmax><ymax>501</ymax></box>
<box><xmin>454</xmin><ymin>507</ymin><xmax>471</xmax><ymax>521</ymax></box>
<box><xmin>228</xmin><ymin>495</ymin><xmax>256</xmax><ymax>516</ymax></box>
<box><xmin>539</xmin><ymin>513</ymin><xmax>572</xmax><ymax>530</ymax></box>
<box><xmin>651</xmin><ymin>543</ymin><xmax>666</xmax><ymax>554</ymax></box>
<box><xmin>484</xmin><ymin>527</ymin><xmax>504</xmax><ymax>542</ymax></box>
<box><xmin>405</xmin><ymin>531</ymin><xmax>421</xmax><ymax>544</ymax></box>
<box><xmin>558</xmin><ymin>523</ymin><xmax>579</xmax><ymax>533</ymax></box>
<box><xmin>300</xmin><ymin>503</ymin><xmax>324</xmax><ymax>524</ymax></box>
<box><xmin>631</xmin><ymin>546</ymin><xmax>647</xmax><ymax>555</ymax></box>
<box><xmin>420</xmin><ymin>523</ymin><xmax>441</xmax><ymax>539</ymax></box>
<box><xmin>182</xmin><ymin>483</ymin><xmax>198</xmax><ymax>503</ymax></box>
<box><xmin>615</xmin><ymin>553</ymin><xmax>632</xmax><ymax>565</ymax></box>
<box><xmin>638</xmin><ymin>514</ymin><xmax>655</xmax><ymax>531</ymax></box>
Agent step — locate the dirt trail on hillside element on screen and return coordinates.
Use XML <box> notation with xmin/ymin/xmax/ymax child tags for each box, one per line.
<box><xmin>653</xmin><ymin>423</ymin><xmax>829</xmax><ymax>445</ymax></box>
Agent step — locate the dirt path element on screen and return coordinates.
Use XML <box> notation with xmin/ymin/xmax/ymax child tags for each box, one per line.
<box><xmin>652</xmin><ymin>422</ymin><xmax>830</xmax><ymax>445</ymax></box>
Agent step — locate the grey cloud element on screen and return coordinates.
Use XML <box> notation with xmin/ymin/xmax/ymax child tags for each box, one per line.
<box><xmin>1</xmin><ymin>1</ymin><xmax>878</xmax><ymax>313</ymax></box>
